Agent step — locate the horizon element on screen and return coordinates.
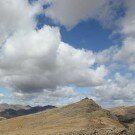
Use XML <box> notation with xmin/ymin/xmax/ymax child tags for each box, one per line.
<box><xmin>0</xmin><ymin>96</ymin><xmax>134</xmax><ymax>109</ymax></box>
<box><xmin>0</xmin><ymin>0</ymin><xmax>135</xmax><ymax>108</ymax></box>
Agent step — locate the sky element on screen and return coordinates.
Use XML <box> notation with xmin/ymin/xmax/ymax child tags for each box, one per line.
<box><xmin>0</xmin><ymin>0</ymin><xmax>135</xmax><ymax>107</ymax></box>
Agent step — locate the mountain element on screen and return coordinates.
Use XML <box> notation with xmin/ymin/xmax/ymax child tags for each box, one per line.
<box><xmin>0</xmin><ymin>98</ymin><xmax>133</xmax><ymax>135</ymax></box>
<box><xmin>0</xmin><ymin>103</ymin><xmax>31</xmax><ymax>112</ymax></box>
<box><xmin>0</xmin><ymin>105</ymin><xmax>56</xmax><ymax>118</ymax></box>
<box><xmin>109</xmin><ymin>106</ymin><xmax>135</xmax><ymax>123</ymax></box>
<box><xmin>109</xmin><ymin>106</ymin><xmax>135</xmax><ymax>134</ymax></box>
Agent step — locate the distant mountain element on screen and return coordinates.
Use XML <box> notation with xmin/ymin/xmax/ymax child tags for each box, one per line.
<box><xmin>0</xmin><ymin>98</ymin><xmax>133</xmax><ymax>135</ymax></box>
<box><xmin>109</xmin><ymin>106</ymin><xmax>135</xmax><ymax>123</ymax></box>
<box><xmin>0</xmin><ymin>103</ymin><xmax>31</xmax><ymax>112</ymax></box>
<box><xmin>0</xmin><ymin>104</ymin><xmax>56</xmax><ymax>119</ymax></box>
<box><xmin>109</xmin><ymin>106</ymin><xmax>135</xmax><ymax>133</ymax></box>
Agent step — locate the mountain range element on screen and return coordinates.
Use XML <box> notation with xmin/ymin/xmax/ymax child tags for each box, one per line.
<box><xmin>0</xmin><ymin>98</ymin><xmax>134</xmax><ymax>135</ymax></box>
<box><xmin>0</xmin><ymin>104</ymin><xmax>56</xmax><ymax>118</ymax></box>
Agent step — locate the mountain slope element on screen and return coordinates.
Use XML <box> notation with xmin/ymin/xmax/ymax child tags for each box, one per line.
<box><xmin>109</xmin><ymin>106</ymin><xmax>135</xmax><ymax>123</ymax></box>
<box><xmin>0</xmin><ymin>103</ymin><xmax>31</xmax><ymax>112</ymax></box>
<box><xmin>109</xmin><ymin>106</ymin><xmax>135</xmax><ymax>134</ymax></box>
<box><xmin>0</xmin><ymin>105</ymin><xmax>56</xmax><ymax>119</ymax></box>
<box><xmin>0</xmin><ymin>98</ymin><xmax>131</xmax><ymax>135</ymax></box>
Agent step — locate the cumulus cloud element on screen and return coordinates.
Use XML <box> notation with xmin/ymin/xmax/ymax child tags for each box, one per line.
<box><xmin>0</xmin><ymin>93</ymin><xmax>4</xmax><ymax>98</ymax></box>
<box><xmin>92</xmin><ymin>73</ymin><xmax>135</xmax><ymax>107</ymax></box>
<box><xmin>95</xmin><ymin>0</ymin><xmax>135</xmax><ymax>71</ymax></box>
<box><xmin>0</xmin><ymin>0</ymin><xmax>40</xmax><ymax>46</ymax></box>
<box><xmin>13</xmin><ymin>86</ymin><xmax>77</xmax><ymax>106</ymax></box>
<box><xmin>118</xmin><ymin>0</ymin><xmax>135</xmax><ymax>36</ymax></box>
<box><xmin>44</xmin><ymin>0</ymin><xmax>125</xmax><ymax>29</ymax></box>
<box><xmin>43</xmin><ymin>0</ymin><xmax>135</xmax><ymax>73</ymax></box>
<box><xmin>57</xmin><ymin>42</ymin><xmax>108</xmax><ymax>87</ymax></box>
<box><xmin>0</xmin><ymin>25</ymin><xmax>108</xmax><ymax>95</ymax></box>
<box><xmin>44</xmin><ymin>0</ymin><xmax>110</xmax><ymax>29</ymax></box>
<box><xmin>114</xmin><ymin>1</ymin><xmax>135</xmax><ymax>71</ymax></box>
<box><xmin>114</xmin><ymin>38</ymin><xmax>135</xmax><ymax>70</ymax></box>
<box><xmin>0</xmin><ymin>26</ymin><xmax>61</xmax><ymax>92</ymax></box>
<box><xmin>0</xmin><ymin>0</ymin><xmax>110</xmax><ymax>105</ymax></box>
<box><xmin>95</xmin><ymin>46</ymin><xmax>119</xmax><ymax>65</ymax></box>
<box><xmin>0</xmin><ymin>0</ymin><xmax>134</xmax><ymax>106</ymax></box>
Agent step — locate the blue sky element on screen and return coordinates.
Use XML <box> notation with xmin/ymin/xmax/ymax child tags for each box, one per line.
<box><xmin>0</xmin><ymin>0</ymin><xmax>135</xmax><ymax>107</ymax></box>
<box><xmin>36</xmin><ymin>13</ymin><xmax>123</xmax><ymax>51</ymax></box>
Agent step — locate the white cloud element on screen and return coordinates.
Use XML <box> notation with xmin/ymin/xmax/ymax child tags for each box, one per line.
<box><xmin>0</xmin><ymin>93</ymin><xmax>4</xmax><ymax>98</ymax></box>
<box><xmin>86</xmin><ymin>0</ymin><xmax>135</xmax><ymax>106</ymax></box>
<box><xmin>57</xmin><ymin>42</ymin><xmax>108</xmax><ymax>87</ymax></box>
<box><xmin>0</xmin><ymin>0</ymin><xmax>39</xmax><ymax>46</ymax></box>
<box><xmin>96</xmin><ymin>46</ymin><xmax>119</xmax><ymax>64</ymax></box>
<box><xmin>0</xmin><ymin>26</ymin><xmax>60</xmax><ymax>92</ymax></box>
<box><xmin>13</xmin><ymin>86</ymin><xmax>77</xmax><ymax>106</ymax></box>
<box><xmin>0</xmin><ymin>25</ymin><xmax>107</xmax><ymax>95</ymax></box>
<box><xmin>44</xmin><ymin>0</ymin><xmax>125</xmax><ymax>29</ymax></box>
<box><xmin>0</xmin><ymin>0</ymin><xmax>109</xmax><ymax>104</ymax></box>
<box><xmin>113</xmin><ymin>0</ymin><xmax>135</xmax><ymax>70</ymax></box>
<box><xmin>114</xmin><ymin>38</ymin><xmax>135</xmax><ymax>70</ymax></box>
<box><xmin>92</xmin><ymin>73</ymin><xmax>135</xmax><ymax>107</ymax></box>
<box><xmin>0</xmin><ymin>0</ymin><xmax>134</xmax><ymax>107</ymax></box>
<box><xmin>44</xmin><ymin>86</ymin><xmax>76</xmax><ymax>98</ymax></box>
<box><xmin>45</xmin><ymin>0</ymin><xmax>109</xmax><ymax>29</ymax></box>
<box><xmin>118</xmin><ymin>0</ymin><xmax>135</xmax><ymax>36</ymax></box>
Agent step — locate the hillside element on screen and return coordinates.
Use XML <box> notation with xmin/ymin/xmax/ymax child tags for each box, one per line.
<box><xmin>109</xmin><ymin>106</ymin><xmax>135</xmax><ymax>123</ymax></box>
<box><xmin>109</xmin><ymin>106</ymin><xmax>135</xmax><ymax>134</ymax></box>
<box><xmin>0</xmin><ymin>98</ymin><xmax>132</xmax><ymax>135</ymax></box>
